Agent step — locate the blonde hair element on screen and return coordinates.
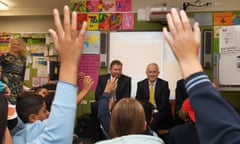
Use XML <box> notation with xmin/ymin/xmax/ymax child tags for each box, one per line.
<box><xmin>8</xmin><ymin>37</ymin><xmax>27</xmax><ymax>57</ymax></box>
<box><xmin>109</xmin><ymin>98</ymin><xmax>146</xmax><ymax>138</ymax></box>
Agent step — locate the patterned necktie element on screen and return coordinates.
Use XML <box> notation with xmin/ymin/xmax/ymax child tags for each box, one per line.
<box><xmin>149</xmin><ymin>82</ymin><xmax>154</xmax><ymax>104</ymax></box>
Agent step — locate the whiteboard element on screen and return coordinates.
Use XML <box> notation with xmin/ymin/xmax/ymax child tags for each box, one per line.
<box><xmin>219</xmin><ymin>26</ymin><xmax>240</xmax><ymax>85</ymax></box>
<box><xmin>109</xmin><ymin>31</ymin><xmax>182</xmax><ymax>99</ymax></box>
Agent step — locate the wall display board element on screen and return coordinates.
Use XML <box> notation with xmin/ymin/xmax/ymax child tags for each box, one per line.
<box><xmin>219</xmin><ymin>26</ymin><xmax>240</xmax><ymax>86</ymax></box>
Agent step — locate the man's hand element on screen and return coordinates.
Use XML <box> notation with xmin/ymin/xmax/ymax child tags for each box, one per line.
<box><xmin>104</xmin><ymin>78</ymin><xmax>117</xmax><ymax>94</ymax></box>
<box><xmin>163</xmin><ymin>8</ymin><xmax>202</xmax><ymax>78</ymax></box>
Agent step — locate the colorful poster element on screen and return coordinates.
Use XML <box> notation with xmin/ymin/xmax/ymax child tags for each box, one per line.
<box><xmin>0</xmin><ymin>33</ymin><xmax>11</xmax><ymax>43</ymax></box>
<box><xmin>99</xmin><ymin>13</ymin><xmax>111</xmax><ymax>30</ymax></box>
<box><xmin>86</xmin><ymin>0</ymin><xmax>102</xmax><ymax>12</ymax></box>
<box><xmin>232</xmin><ymin>14</ymin><xmax>240</xmax><ymax>25</ymax></box>
<box><xmin>87</xmin><ymin>13</ymin><xmax>99</xmax><ymax>30</ymax></box>
<box><xmin>32</xmin><ymin>56</ymin><xmax>49</xmax><ymax>76</ymax></box>
<box><xmin>32</xmin><ymin>76</ymin><xmax>49</xmax><ymax>88</ymax></box>
<box><xmin>83</xmin><ymin>31</ymin><xmax>100</xmax><ymax>54</ymax></box>
<box><xmin>214</xmin><ymin>12</ymin><xmax>233</xmax><ymax>26</ymax></box>
<box><xmin>30</xmin><ymin>44</ymin><xmax>48</xmax><ymax>56</ymax></box>
<box><xmin>78</xmin><ymin>54</ymin><xmax>100</xmax><ymax>90</ymax></box>
<box><xmin>109</xmin><ymin>13</ymin><xmax>122</xmax><ymax>30</ymax></box>
<box><xmin>77</xmin><ymin>13</ymin><xmax>87</xmax><ymax>30</ymax></box>
<box><xmin>70</xmin><ymin>0</ymin><xmax>86</xmax><ymax>12</ymax></box>
<box><xmin>115</xmin><ymin>0</ymin><xmax>131</xmax><ymax>12</ymax></box>
<box><xmin>0</xmin><ymin>33</ymin><xmax>11</xmax><ymax>53</ymax></box>
<box><xmin>102</xmin><ymin>0</ymin><xmax>115</xmax><ymax>12</ymax></box>
<box><xmin>120</xmin><ymin>13</ymin><xmax>134</xmax><ymax>30</ymax></box>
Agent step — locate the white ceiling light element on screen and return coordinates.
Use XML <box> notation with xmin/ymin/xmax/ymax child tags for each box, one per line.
<box><xmin>0</xmin><ymin>1</ymin><xmax>8</xmax><ymax>10</ymax></box>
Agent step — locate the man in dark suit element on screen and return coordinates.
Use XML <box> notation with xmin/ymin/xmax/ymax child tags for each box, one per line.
<box><xmin>95</xmin><ymin>60</ymin><xmax>131</xmax><ymax>101</ymax></box>
<box><xmin>136</xmin><ymin>63</ymin><xmax>172</xmax><ymax>133</ymax></box>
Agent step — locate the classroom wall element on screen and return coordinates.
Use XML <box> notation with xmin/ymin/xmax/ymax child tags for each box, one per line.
<box><xmin>0</xmin><ymin>1</ymin><xmax>240</xmax><ymax>117</ymax></box>
<box><xmin>0</xmin><ymin>16</ymin><xmax>54</xmax><ymax>32</ymax></box>
<box><xmin>0</xmin><ymin>0</ymin><xmax>240</xmax><ymax>32</ymax></box>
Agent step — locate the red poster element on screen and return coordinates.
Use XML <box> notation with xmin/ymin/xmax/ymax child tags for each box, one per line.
<box><xmin>109</xmin><ymin>13</ymin><xmax>122</xmax><ymax>30</ymax></box>
<box><xmin>77</xmin><ymin>13</ymin><xmax>87</xmax><ymax>30</ymax></box>
<box><xmin>99</xmin><ymin>13</ymin><xmax>111</xmax><ymax>30</ymax></box>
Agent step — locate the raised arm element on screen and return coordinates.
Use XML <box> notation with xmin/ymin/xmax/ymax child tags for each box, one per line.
<box><xmin>163</xmin><ymin>8</ymin><xmax>202</xmax><ymax>79</ymax></box>
<box><xmin>163</xmin><ymin>8</ymin><xmax>240</xmax><ymax>144</ymax></box>
<box><xmin>27</xmin><ymin>6</ymin><xmax>87</xmax><ymax>144</ymax></box>
<box><xmin>98</xmin><ymin>78</ymin><xmax>117</xmax><ymax>134</ymax></box>
<box><xmin>77</xmin><ymin>76</ymin><xmax>94</xmax><ymax>104</ymax></box>
<box><xmin>49</xmin><ymin>7</ymin><xmax>86</xmax><ymax>84</ymax></box>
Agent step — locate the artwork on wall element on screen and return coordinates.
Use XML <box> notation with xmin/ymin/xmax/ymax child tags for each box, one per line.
<box><xmin>121</xmin><ymin>13</ymin><xmax>134</xmax><ymax>30</ymax></box>
<box><xmin>87</xmin><ymin>13</ymin><xmax>99</xmax><ymax>30</ymax></box>
<box><xmin>72</xmin><ymin>0</ymin><xmax>134</xmax><ymax>30</ymax></box>
<box><xmin>115</xmin><ymin>0</ymin><xmax>131</xmax><ymax>12</ymax></box>
<box><xmin>214</xmin><ymin>12</ymin><xmax>233</xmax><ymax>26</ymax></box>
<box><xmin>102</xmin><ymin>0</ymin><xmax>115</xmax><ymax>12</ymax></box>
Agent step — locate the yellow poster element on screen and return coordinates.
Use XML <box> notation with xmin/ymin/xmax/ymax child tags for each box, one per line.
<box><xmin>87</xmin><ymin>13</ymin><xmax>99</xmax><ymax>30</ymax></box>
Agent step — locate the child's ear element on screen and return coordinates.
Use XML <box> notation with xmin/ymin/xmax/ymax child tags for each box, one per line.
<box><xmin>144</xmin><ymin>121</ymin><xmax>147</xmax><ymax>130</ymax></box>
<box><xmin>28</xmin><ymin>114</ymin><xmax>38</xmax><ymax>123</ymax></box>
<box><xmin>150</xmin><ymin>117</ymin><xmax>153</xmax><ymax>124</ymax></box>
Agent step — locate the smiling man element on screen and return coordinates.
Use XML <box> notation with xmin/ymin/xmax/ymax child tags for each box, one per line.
<box><xmin>136</xmin><ymin>63</ymin><xmax>172</xmax><ymax>134</ymax></box>
<box><xmin>95</xmin><ymin>59</ymin><xmax>131</xmax><ymax>101</ymax></box>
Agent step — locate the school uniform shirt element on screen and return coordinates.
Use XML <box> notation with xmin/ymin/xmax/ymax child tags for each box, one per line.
<box><xmin>95</xmin><ymin>134</ymin><xmax>164</xmax><ymax>144</ymax></box>
<box><xmin>13</xmin><ymin>81</ymin><xmax>78</xmax><ymax>144</ymax></box>
<box><xmin>168</xmin><ymin>121</ymin><xmax>200</xmax><ymax>144</ymax></box>
<box><xmin>185</xmin><ymin>72</ymin><xmax>240</xmax><ymax>144</ymax></box>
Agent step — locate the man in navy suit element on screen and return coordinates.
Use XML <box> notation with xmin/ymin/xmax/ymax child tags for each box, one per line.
<box><xmin>95</xmin><ymin>60</ymin><xmax>131</xmax><ymax>101</ymax></box>
<box><xmin>136</xmin><ymin>63</ymin><xmax>172</xmax><ymax>133</ymax></box>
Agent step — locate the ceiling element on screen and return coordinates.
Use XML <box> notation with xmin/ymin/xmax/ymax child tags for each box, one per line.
<box><xmin>0</xmin><ymin>0</ymin><xmax>69</xmax><ymax>16</ymax></box>
<box><xmin>0</xmin><ymin>0</ymin><xmax>240</xmax><ymax>16</ymax></box>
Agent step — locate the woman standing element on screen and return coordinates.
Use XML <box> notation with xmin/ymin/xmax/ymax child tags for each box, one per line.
<box><xmin>0</xmin><ymin>37</ymin><xmax>27</xmax><ymax>104</ymax></box>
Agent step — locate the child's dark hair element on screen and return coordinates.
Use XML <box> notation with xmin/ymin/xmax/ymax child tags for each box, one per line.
<box><xmin>45</xmin><ymin>92</ymin><xmax>55</xmax><ymax>111</ymax></box>
<box><xmin>34</xmin><ymin>86</ymin><xmax>46</xmax><ymax>94</ymax></box>
<box><xmin>16</xmin><ymin>93</ymin><xmax>44</xmax><ymax>123</ymax></box>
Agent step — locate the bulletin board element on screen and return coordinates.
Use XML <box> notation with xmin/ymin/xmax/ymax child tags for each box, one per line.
<box><xmin>109</xmin><ymin>31</ymin><xmax>182</xmax><ymax>99</ymax></box>
<box><xmin>219</xmin><ymin>25</ymin><xmax>240</xmax><ymax>85</ymax></box>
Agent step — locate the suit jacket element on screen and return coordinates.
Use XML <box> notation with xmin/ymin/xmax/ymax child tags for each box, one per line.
<box><xmin>95</xmin><ymin>74</ymin><xmax>131</xmax><ymax>101</ymax></box>
<box><xmin>175</xmin><ymin>79</ymin><xmax>188</xmax><ymax>112</ymax></box>
<box><xmin>136</xmin><ymin>78</ymin><xmax>170</xmax><ymax>117</ymax></box>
